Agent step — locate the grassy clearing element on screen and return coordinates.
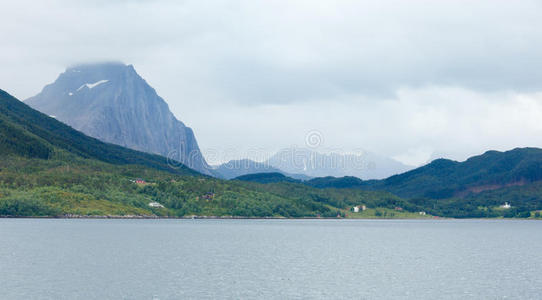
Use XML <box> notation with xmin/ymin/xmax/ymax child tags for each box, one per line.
<box><xmin>344</xmin><ymin>207</ymin><xmax>434</xmax><ymax>219</ymax></box>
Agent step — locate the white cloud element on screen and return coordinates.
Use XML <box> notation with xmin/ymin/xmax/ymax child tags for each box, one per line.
<box><xmin>194</xmin><ymin>87</ymin><xmax>542</xmax><ymax>165</ymax></box>
<box><xmin>1</xmin><ymin>0</ymin><xmax>542</xmax><ymax>165</ymax></box>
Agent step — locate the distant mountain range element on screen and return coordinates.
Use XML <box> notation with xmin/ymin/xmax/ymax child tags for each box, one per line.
<box><xmin>266</xmin><ymin>148</ymin><xmax>413</xmax><ymax>180</ymax></box>
<box><xmin>266</xmin><ymin>148</ymin><xmax>413</xmax><ymax>179</ymax></box>
<box><xmin>214</xmin><ymin>148</ymin><xmax>413</xmax><ymax>180</ymax></box>
<box><xmin>25</xmin><ymin>62</ymin><xmax>211</xmax><ymax>175</ymax></box>
<box><xmin>213</xmin><ymin>159</ymin><xmax>311</xmax><ymax>180</ymax></box>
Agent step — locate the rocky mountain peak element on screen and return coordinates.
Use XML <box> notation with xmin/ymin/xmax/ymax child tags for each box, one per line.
<box><xmin>25</xmin><ymin>63</ymin><xmax>212</xmax><ymax>175</ymax></box>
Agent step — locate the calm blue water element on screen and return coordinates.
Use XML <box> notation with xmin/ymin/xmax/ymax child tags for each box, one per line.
<box><xmin>1</xmin><ymin>219</ymin><xmax>541</xmax><ymax>299</ymax></box>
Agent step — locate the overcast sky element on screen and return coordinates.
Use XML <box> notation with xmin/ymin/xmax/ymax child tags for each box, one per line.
<box><xmin>2</xmin><ymin>0</ymin><xmax>542</xmax><ymax>166</ymax></box>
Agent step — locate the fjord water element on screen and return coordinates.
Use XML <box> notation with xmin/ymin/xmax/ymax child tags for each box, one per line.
<box><xmin>1</xmin><ymin>219</ymin><xmax>541</xmax><ymax>299</ymax></box>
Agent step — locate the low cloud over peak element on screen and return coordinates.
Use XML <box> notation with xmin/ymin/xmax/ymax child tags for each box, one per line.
<box><xmin>2</xmin><ymin>0</ymin><xmax>542</xmax><ymax>164</ymax></box>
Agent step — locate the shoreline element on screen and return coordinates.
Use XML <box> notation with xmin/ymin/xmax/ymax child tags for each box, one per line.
<box><xmin>0</xmin><ymin>215</ymin><xmax>350</xmax><ymax>220</ymax></box>
<box><xmin>1</xmin><ymin>215</ymin><xmax>538</xmax><ymax>220</ymax></box>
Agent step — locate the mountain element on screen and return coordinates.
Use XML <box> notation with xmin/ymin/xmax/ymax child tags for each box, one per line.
<box><xmin>234</xmin><ymin>172</ymin><xmax>301</xmax><ymax>184</ymax></box>
<box><xmin>213</xmin><ymin>159</ymin><xmax>311</xmax><ymax>180</ymax></box>
<box><xmin>305</xmin><ymin>176</ymin><xmax>364</xmax><ymax>189</ymax></box>
<box><xmin>266</xmin><ymin>148</ymin><xmax>413</xmax><ymax>180</ymax></box>
<box><xmin>0</xmin><ymin>89</ymin><xmax>196</xmax><ymax>175</ymax></box>
<box><xmin>214</xmin><ymin>159</ymin><xmax>284</xmax><ymax>179</ymax></box>
<box><xmin>25</xmin><ymin>62</ymin><xmax>212</xmax><ymax>175</ymax></box>
<box><xmin>363</xmin><ymin>148</ymin><xmax>542</xmax><ymax>199</ymax></box>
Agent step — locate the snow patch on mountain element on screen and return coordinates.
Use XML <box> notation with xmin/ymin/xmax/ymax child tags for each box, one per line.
<box><xmin>77</xmin><ymin>80</ymin><xmax>109</xmax><ymax>91</ymax></box>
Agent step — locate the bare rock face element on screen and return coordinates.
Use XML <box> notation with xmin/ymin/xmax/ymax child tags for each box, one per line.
<box><xmin>26</xmin><ymin>62</ymin><xmax>211</xmax><ymax>175</ymax></box>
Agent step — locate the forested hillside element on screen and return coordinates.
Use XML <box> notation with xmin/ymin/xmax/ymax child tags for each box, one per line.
<box><xmin>364</xmin><ymin>148</ymin><xmax>542</xmax><ymax>199</ymax></box>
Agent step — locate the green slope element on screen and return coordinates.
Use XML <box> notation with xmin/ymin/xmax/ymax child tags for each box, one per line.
<box><xmin>363</xmin><ymin>148</ymin><xmax>542</xmax><ymax>199</ymax></box>
<box><xmin>306</xmin><ymin>176</ymin><xmax>364</xmax><ymax>189</ymax></box>
<box><xmin>234</xmin><ymin>172</ymin><xmax>301</xmax><ymax>184</ymax></box>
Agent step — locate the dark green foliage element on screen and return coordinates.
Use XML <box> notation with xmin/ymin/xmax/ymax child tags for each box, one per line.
<box><xmin>234</xmin><ymin>172</ymin><xmax>300</xmax><ymax>184</ymax></box>
<box><xmin>235</xmin><ymin>180</ymin><xmax>415</xmax><ymax>215</ymax></box>
<box><xmin>0</xmin><ymin>116</ymin><xmax>51</xmax><ymax>159</ymax></box>
<box><xmin>0</xmin><ymin>192</ymin><xmax>61</xmax><ymax>216</ymax></box>
<box><xmin>306</xmin><ymin>176</ymin><xmax>363</xmax><ymax>188</ymax></box>
<box><xmin>363</xmin><ymin>148</ymin><xmax>542</xmax><ymax>199</ymax></box>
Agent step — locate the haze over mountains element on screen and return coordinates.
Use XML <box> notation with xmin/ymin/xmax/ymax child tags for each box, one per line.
<box><xmin>266</xmin><ymin>148</ymin><xmax>413</xmax><ymax>180</ymax></box>
<box><xmin>213</xmin><ymin>159</ymin><xmax>311</xmax><ymax>180</ymax></box>
<box><xmin>25</xmin><ymin>63</ymin><xmax>211</xmax><ymax>175</ymax></box>
<box><xmin>214</xmin><ymin>149</ymin><xmax>413</xmax><ymax>180</ymax></box>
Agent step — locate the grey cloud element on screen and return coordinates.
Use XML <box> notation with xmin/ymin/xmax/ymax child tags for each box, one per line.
<box><xmin>3</xmin><ymin>0</ymin><xmax>542</xmax><ymax>102</ymax></box>
<box><xmin>2</xmin><ymin>0</ymin><xmax>542</xmax><ymax>165</ymax></box>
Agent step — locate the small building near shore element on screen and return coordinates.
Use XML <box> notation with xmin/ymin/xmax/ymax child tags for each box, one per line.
<box><xmin>500</xmin><ymin>202</ymin><xmax>511</xmax><ymax>209</ymax></box>
<box><xmin>352</xmin><ymin>205</ymin><xmax>367</xmax><ymax>213</ymax></box>
<box><xmin>148</xmin><ymin>202</ymin><xmax>164</xmax><ymax>208</ymax></box>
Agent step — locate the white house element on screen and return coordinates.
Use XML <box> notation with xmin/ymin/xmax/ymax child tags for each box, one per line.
<box><xmin>353</xmin><ymin>205</ymin><xmax>366</xmax><ymax>213</ymax></box>
<box><xmin>148</xmin><ymin>202</ymin><xmax>165</xmax><ymax>208</ymax></box>
<box><xmin>500</xmin><ymin>202</ymin><xmax>511</xmax><ymax>209</ymax></box>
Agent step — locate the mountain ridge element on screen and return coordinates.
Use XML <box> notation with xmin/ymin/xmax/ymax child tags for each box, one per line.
<box><xmin>214</xmin><ymin>158</ymin><xmax>311</xmax><ymax>180</ymax></box>
<box><xmin>266</xmin><ymin>148</ymin><xmax>413</xmax><ymax>180</ymax></box>
<box><xmin>364</xmin><ymin>147</ymin><xmax>542</xmax><ymax>199</ymax></box>
<box><xmin>25</xmin><ymin>62</ymin><xmax>212</xmax><ymax>175</ymax></box>
<box><xmin>299</xmin><ymin>147</ymin><xmax>542</xmax><ymax>200</ymax></box>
